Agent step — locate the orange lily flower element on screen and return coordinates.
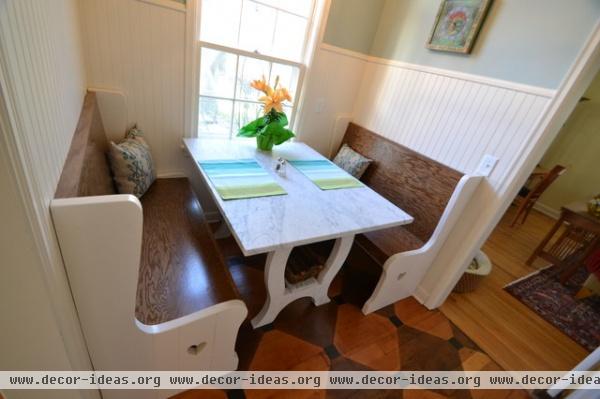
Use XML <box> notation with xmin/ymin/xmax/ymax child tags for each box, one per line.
<box><xmin>252</xmin><ymin>75</ymin><xmax>292</xmax><ymax>114</ymax></box>
<box><xmin>250</xmin><ymin>76</ymin><xmax>273</xmax><ymax>96</ymax></box>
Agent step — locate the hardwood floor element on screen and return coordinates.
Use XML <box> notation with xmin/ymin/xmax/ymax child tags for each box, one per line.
<box><xmin>441</xmin><ymin>206</ymin><xmax>589</xmax><ymax>371</ymax></box>
<box><xmin>174</xmin><ymin>229</ymin><xmax>528</xmax><ymax>399</ymax></box>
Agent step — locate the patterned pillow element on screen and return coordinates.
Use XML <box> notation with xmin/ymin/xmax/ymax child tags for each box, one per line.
<box><xmin>332</xmin><ymin>144</ymin><xmax>372</xmax><ymax>178</ymax></box>
<box><xmin>108</xmin><ymin>126</ymin><xmax>156</xmax><ymax>198</ymax></box>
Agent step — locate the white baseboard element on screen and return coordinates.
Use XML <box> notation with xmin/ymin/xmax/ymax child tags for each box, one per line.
<box><xmin>533</xmin><ymin>202</ymin><xmax>560</xmax><ymax>219</ymax></box>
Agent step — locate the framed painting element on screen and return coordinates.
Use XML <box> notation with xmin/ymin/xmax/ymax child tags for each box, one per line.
<box><xmin>426</xmin><ymin>0</ymin><xmax>493</xmax><ymax>54</ymax></box>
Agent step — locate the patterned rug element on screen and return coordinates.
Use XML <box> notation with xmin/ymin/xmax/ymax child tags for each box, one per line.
<box><xmin>505</xmin><ymin>265</ymin><xmax>600</xmax><ymax>351</ymax></box>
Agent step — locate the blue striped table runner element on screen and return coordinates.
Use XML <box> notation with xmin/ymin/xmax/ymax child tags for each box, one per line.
<box><xmin>288</xmin><ymin>159</ymin><xmax>364</xmax><ymax>190</ymax></box>
<box><xmin>199</xmin><ymin>159</ymin><xmax>286</xmax><ymax>200</ymax></box>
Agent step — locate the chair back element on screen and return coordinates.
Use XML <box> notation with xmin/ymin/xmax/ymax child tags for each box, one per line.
<box><xmin>527</xmin><ymin>165</ymin><xmax>566</xmax><ymax>201</ymax></box>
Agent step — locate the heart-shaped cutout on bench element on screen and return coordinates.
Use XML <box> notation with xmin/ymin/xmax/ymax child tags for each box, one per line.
<box><xmin>187</xmin><ymin>342</ymin><xmax>207</xmax><ymax>355</ymax></box>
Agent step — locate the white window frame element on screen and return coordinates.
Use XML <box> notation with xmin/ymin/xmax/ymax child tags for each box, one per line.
<box><xmin>197</xmin><ymin>40</ymin><xmax>306</xmax><ymax>139</ymax></box>
<box><xmin>184</xmin><ymin>0</ymin><xmax>325</xmax><ymax>139</ymax></box>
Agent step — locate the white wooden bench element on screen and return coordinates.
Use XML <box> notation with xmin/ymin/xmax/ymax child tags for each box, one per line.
<box><xmin>338</xmin><ymin>123</ymin><xmax>483</xmax><ymax>314</ymax></box>
<box><xmin>51</xmin><ymin>92</ymin><xmax>247</xmax><ymax>399</ymax></box>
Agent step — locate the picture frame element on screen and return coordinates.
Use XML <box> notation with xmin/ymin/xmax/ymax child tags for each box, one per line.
<box><xmin>426</xmin><ymin>0</ymin><xmax>493</xmax><ymax>54</ymax></box>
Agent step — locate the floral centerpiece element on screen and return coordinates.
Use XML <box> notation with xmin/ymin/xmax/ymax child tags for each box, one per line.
<box><xmin>588</xmin><ymin>195</ymin><xmax>600</xmax><ymax>218</ymax></box>
<box><xmin>237</xmin><ymin>76</ymin><xmax>295</xmax><ymax>151</ymax></box>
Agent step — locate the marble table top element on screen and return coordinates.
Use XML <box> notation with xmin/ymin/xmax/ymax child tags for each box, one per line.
<box><xmin>184</xmin><ymin>138</ymin><xmax>413</xmax><ymax>256</ymax></box>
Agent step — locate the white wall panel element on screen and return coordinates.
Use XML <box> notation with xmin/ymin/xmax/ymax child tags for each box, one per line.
<box><xmin>296</xmin><ymin>46</ymin><xmax>367</xmax><ymax>156</ymax></box>
<box><xmin>0</xmin><ymin>0</ymin><xmax>96</xmax><ymax>391</ymax></box>
<box><xmin>353</xmin><ymin>61</ymin><xmax>552</xmax><ymax>187</ymax></box>
<box><xmin>79</xmin><ymin>0</ymin><xmax>187</xmax><ymax>175</ymax></box>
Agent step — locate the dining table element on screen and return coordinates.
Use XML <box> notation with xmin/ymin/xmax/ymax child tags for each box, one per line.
<box><xmin>183</xmin><ymin>138</ymin><xmax>413</xmax><ymax>328</ymax></box>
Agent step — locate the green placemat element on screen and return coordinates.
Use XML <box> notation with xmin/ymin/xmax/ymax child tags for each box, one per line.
<box><xmin>199</xmin><ymin>159</ymin><xmax>286</xmax><ymax>200</ymax></box>
<box><xmin>289</xmin><ymin>159</ymin><xmax>364</xmax><ymax>190</ymax></box>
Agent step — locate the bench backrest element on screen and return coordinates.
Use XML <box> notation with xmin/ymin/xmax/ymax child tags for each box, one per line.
<box><xmin>55</xmin><ymin>91</ymin><xmax>115</xmax><ymax>198</ymax></box>
<box><xmin>341</xmin><ymin>123</ymin><xmax>463</xmax><ymax>243</ymax></box>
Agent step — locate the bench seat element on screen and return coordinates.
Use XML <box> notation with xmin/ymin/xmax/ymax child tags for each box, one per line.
<box><xmin>357</xmin><ymin>227</ymin><xmax>424</xmax><ymax>265</ymax></box>
<box><xmin>137</xmin><ymin>178</ymin><xmax>240</xmax><ymax>325</ymax></box>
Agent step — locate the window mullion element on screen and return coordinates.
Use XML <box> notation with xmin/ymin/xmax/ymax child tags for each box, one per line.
<box><xmin>200</xmin><ymin>41</ymin><xmax>303</xmax><ymax>68</ymax></box>
<box><xmin>236</xmin><ymin>0</ymin><xmax>245</xmax><ymax>48</ymax></box>
<box><xmin>230</xmin><ymin>54</ymin><xmax>241</xmax><ymax>139</ymax></box>
<box><xmin>267</xmin><ymin>62</ymin><xmax>273</xmax><ymax>86</ymax></box>
<box><xmin>250</xmin><ymin>0</ymin><xmax>309</xmax><ymax>19</ymax></box>
<box><xmin>270</xmin><ymin>9</ymin><xmax>278</xmax><ymax>57</ymax></box>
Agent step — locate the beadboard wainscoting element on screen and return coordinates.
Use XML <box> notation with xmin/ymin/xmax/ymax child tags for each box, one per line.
<box><xmin>353</xmin><ymin>59</ymin><xmax>555</xmax><ymax>187</ymax></box>
<box><xmin>79</xmin><ymin>0</ymin><xmax>187</xmax><ymax>176</ymax></box>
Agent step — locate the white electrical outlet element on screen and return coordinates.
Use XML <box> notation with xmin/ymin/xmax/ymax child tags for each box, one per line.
<box><xmin>477</xmin><ymin>154</ymin><xmax>499</xmax><ymax>176</ymax></box>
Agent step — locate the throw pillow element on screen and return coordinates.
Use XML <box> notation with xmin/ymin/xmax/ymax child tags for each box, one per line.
<box><xmin>332</xmin><ymin>143</ymin><xmax>372</xmax><ymax>178</ymax></box>
<box><xmin>108</xmin><ymin>126</ymin><xmax>156</xmax><ymax>197</ymax></box>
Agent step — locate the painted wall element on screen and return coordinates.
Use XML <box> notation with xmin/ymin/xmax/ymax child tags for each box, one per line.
<box><xmin>0</xmin><ymin>0</ymin><xmax>96</xmax><ymax>395</ymax></box>
<box><xmin>79</xmin><ymin>0</ymin><xmax>187</xmax><ymax>176</ymax></box>
<box><xmin>0</xmin><ymin>140</ymin><xmax>83</xmax><ymax>399</ymax></box>
<box><xmin>538</xmin><ymin>70</ymin><xmax>600</xmax><ymax>213</ymax></box>
<box><xmin>353</xmin><ymin>63</ymin><xmax>551</xmax><ymax>184</ymax></box>
<box><xmin>323</xmin><ymin>0</ymin><xmax>600</xmax><ymax>89</ymax></box>
<box><xmin>322</xmin><ymin>0</ymin><xmax>385</xmax><ymax>55</ymax></box>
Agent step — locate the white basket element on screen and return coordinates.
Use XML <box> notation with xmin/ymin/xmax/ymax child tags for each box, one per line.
<box><xmin>453</xmin><ymin>251</ymin><xmax>492</xmax><ymax>293</ymax></box>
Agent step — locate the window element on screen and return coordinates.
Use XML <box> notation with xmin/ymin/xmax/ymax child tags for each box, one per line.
<box><xmin>196</xmin><ymin>0</ymin><xmax>315</xmax><ymax>138</ymax></box>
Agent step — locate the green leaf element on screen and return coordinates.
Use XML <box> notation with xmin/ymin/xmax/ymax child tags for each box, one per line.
<box><xmin>237</xmin><ymin>116</ymin><xmax>266</xmax><ymax>137</ymax></box>
<box><xmin>273</xmin><ymin>128</ymin><xmax>294</xmax><ymax>145</ymax></box>
<box><xmin>237</xmin><ymin>129</ymin><xmax>258</xmax><ymax>138</ymax></box>
<box><xmin>274</xmin><ymin>112</ymin><xmax>288</xmax><ymax>127</ymax></box>
<box><xmin>261</xmin><ymin>122</ymin><xmax>294</xmax><ymax>145</ymax></box>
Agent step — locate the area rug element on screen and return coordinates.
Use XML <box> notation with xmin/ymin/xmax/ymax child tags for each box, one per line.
<box><xmin>505</xmin><ymin>265</ymin><xmax>600</xmax><ymax>351</ymax></box>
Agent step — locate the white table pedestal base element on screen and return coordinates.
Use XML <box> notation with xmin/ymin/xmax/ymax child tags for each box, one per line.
<box><xmin>251</xmin><ymin>235</ymin><xmax>355</xmax><ymax>328</ymax></box>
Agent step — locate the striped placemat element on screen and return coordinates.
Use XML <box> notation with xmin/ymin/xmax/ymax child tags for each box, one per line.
<box><xmin>198</xmin><ymin>159</ymin><xmax>286</xmax><ymax>200</ymax></box>
<box><xmin>288</xmin><ymin>159</ymin><xmax>364</xmax><ymax>190</ymax></box>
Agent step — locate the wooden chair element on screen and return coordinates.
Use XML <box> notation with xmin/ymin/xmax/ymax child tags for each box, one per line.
<box><xmin>527</xmin><ymin>202</ymin><xmax>600</xmax><ymax>287</ymax></box>
<box><xmin>510</xmin><ymin>165</ymin><xmax>566</xmax><ymax>227</ymax></box>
